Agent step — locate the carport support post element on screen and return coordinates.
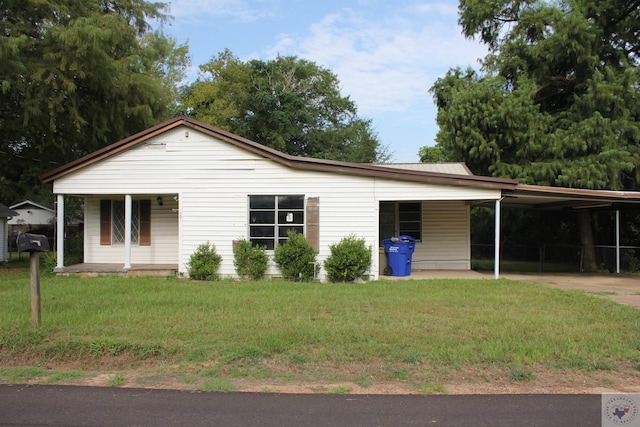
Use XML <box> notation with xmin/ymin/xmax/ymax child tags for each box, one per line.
<box><xmin>30</xmin><ymin>252</ymin><xmax>41</xmax><ymax>327</ymax></box>
<box><xmin>494</xmin><ymin>199</ymin><xmax>501</xmax><ymax>279</ymax></box>
<box><xmin>616</xmin><ymin>210</ymin><xmax>620</xmax><ymax>274</ymax></box>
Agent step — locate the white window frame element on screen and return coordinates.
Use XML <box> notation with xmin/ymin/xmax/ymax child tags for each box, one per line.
<box><xmin>248</xmin><ymin>195</ymin><xmax>305</xmax><ymax>250</ymax></box>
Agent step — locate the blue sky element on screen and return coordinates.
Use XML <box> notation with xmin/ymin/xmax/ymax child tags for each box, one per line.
<box><xmin>160</xmin><ymin>0</ymin><xmax>488</xmax><ymax>162</ymax></box>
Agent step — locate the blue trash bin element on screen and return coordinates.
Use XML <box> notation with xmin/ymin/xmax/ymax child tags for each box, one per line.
<box><xmin>382</xmin><ymin>235</ymin><xmax>416</xmax><ymax>277</ymax></box>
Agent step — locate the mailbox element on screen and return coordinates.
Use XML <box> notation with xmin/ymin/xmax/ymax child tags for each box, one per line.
<box><xmin>17</xmin><ymin>233</ymin><xmax>50</xmax><ymax>253</ymax></box>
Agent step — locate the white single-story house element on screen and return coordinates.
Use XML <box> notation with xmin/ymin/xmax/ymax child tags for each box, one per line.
<box><xmin>40</xmin><ymin>117</ymin><xmax>640</xmax><ymax>280</ymax></box>
<box><xmin>8</xmin><ymin>200</ymin><xmax>55</xmax><ymax>233</ymax></box>
<box><xmin>0</xmin><ymin>203</ymin><xmax>18</xmax><ymax>262</ymax></box>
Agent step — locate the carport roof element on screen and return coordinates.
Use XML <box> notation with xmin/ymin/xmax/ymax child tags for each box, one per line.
<box><xmin>495</xmin><ymin>183</ymin><xmax>640</xmax><ymax>210</ymax></box>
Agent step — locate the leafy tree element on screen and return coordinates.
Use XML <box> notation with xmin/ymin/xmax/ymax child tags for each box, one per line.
<box><xmin>418</xmin><ymin>145</ymin><xmax>449</xmax><ymax>163</ymax></box>
<box><xmin>181</xmin><ymin>50</ymin><xmax>390</xmax><ymax>163</ymax></box>
<box><xmin>429</xmin><ymin>0</ymin><xmax>640</xmax><ymax>271</ymax></box>
<box><xmin>0</xmin><ymin>0</ymin><xmax>190</xmax><ymax>203</ymax></box>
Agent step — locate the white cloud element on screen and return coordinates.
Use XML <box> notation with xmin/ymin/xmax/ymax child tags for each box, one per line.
<box><xmin>266</xmin><ymin>3</ymin><xmax>486</xmax><ymax>116</ymax></box>
<box><xmin>165</xmin><ymin>0</ymin><xmax>275</xmax><ymax>22</ymax></box>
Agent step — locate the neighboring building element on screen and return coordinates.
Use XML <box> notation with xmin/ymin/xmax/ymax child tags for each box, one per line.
<box><xmin>40</xmin><ymin>117</ymin><xmax>640</xmax><ymax>280</ymax></box>
<box><xmin>8</xmin><ymin>200</ymin><xmax>55</xmax><ymax>235</ymax></box>
<box><xmin>0</xmin><ymin>203</ymin><xmax>18</xmax><ymax>262</ymax></box>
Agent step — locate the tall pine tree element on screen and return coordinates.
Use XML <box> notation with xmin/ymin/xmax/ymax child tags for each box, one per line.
<box><xmin>430</xmin><ymin>0</ymin><xmax>640</xmax><ymax>271</ymax></box>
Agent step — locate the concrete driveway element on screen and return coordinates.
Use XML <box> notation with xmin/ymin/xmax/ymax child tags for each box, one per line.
<box><xmin>499</xmin><ymin>272</ymin><xmax>640</xmax><ymax>308</ymax></box>
<box><xmin>395</xmin><ymin>270</ymin><xmax>640</xmax><ymax>308</ymax></box>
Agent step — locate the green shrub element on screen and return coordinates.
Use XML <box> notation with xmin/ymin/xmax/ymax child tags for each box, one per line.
<box><xmin>41</xmin><ymin>252</ymin><xmax>57</xmax><ymax>274</ymax></box>
<box><xmin>324</xmin><ymin>235</ymin><xmax>372</xmax><ymax>282</ymax></box>
<box><xmin>233</xmin><ymin>240</ymin><xmax>269</xmax><ymax>280</ymax></box>
<box><xmin>273</xmin><ymin>231</ymin><xmax>318</xmax><ymax>282</ymax></box>
<box><xmin>187</xmin><ymin>242</ymin><xmax>222</xmax><ymax>281</ymax></box>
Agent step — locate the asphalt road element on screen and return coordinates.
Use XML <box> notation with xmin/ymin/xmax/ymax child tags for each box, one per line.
<box><xmin>0</xmin><ymin>384</ymin><xmax>602</xmax><ymax>426</ymax></box>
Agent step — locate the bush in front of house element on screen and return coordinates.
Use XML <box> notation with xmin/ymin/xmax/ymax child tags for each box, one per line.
<box><xmin>274</xmin><ymin>231</ymin><xmax>318</xmax><ymax>282</ymax></box>
<box><xmin>233</xmin><ymin>239</ymin><xmax>269</xmax><ymax>280</ymax></box>
<box><xmin>187</xmin><ymin>242</ymin><xmax>222</xmax><ymax>280</ymax></box>
<box><xmin>324</xmin><ymin>235</ymin><xmax>372</xmax><ymax>282</ymax></box>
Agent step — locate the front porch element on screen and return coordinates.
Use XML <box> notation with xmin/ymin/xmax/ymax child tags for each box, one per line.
<box><xmin>56</xmin><ymin>263</ymin><xmax>179</xmax><ymax>278</ymax></box>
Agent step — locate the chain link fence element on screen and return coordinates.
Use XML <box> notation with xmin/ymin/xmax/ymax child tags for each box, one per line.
<box><xmin>472</xmin><ymin>244</ymin><xmax>640</xmax><ymax>273</ymax></box>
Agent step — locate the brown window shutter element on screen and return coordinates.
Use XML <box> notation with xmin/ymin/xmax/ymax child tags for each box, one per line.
<box><xmin>139</xmin><ymin>199</ymin><xmax>151</xmax><ymax>246</ymax></box>
<box><xmin>306</xmin><ymin>197</ymin><xmax>319</xmax><ymax>251</ymax></box>
<box><xmin>100</xmin><ymin>200</ymin><xmax>111</xmax><ymax>245</ymax></box>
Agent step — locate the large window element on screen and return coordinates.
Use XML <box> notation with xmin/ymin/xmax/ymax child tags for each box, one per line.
<box><xmin>249</xmin><ymin>195</ymin><xmax>304</xmax><ymax>250</ymax></box>
<box><xmin>379</xmin><ymin>201</ymin><xmax>422</xmax><ymax>243</ymax></box>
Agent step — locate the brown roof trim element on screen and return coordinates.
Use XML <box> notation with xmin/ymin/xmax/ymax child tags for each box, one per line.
<box><xmin>513</xmin><ymin>183</ymin><xmax>640</xmax><ymax>202</ymax></box>
<box><xmin>40</xmin><ymin>116</ymin><xmax>518</xmax><ymax>189</ymax></box>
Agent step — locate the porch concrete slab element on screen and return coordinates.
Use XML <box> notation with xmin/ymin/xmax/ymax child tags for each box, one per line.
<box><xmin>57</xmin><ymin>263</ymin><xmax>178</xmax><ymax>277</ymax></box>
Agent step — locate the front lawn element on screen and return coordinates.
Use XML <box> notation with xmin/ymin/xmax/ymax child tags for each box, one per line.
<box><xmin>1</xmin><ymin>264</ymin><xmax>639</xmax><ymax>393</ymax></box>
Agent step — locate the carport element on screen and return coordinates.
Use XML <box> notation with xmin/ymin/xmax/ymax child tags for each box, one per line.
<box><xmin>487</xmin><ymin>184</ymin><xmax>640</xmax><ymax>278</ymax></box>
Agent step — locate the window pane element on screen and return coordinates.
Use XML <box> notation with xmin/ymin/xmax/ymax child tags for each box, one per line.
<box><xmin>399</xmin><ymin>211</ymin><xmax>421</xmax><ymax>221</ymax></box>
<box><xmin>279</xmin><ymin>226</ymin><xmax>303</xmax><ymax>237</ymax></box>
<box><xmin>250</xmin><ymin>226</ymin><xmax>274</xmax><ymax>238</ymax></box>
<box><xmin>278</xmin><ymin>195</ymin><xmax>304</xmax><ymax>209</ymax></box>
<box><xmin>250</xmin><ymin>211</ymin><xmax>275</xmax><ymax>224</ymax></box>
<box><xmin>251</xmin><ymin>238</ymin><xmax>274</xmax><ymax>250</ymax></box>
<box><xmin>250</xmin><ymin>195</ymin><xmax>275</xmax><ymax>209</ymax></box>
<box><xmin>112</xmin><ymin>200</ymin><xmax>125</xmax><ymax>243</ymax></box>
<box><xmin>278</xmin><ymin>211</ymin><xmax>304</xmax><ymax>224</ymax></box>
<box><xmin>131</xmin><ymin>200</ymin><xmax>140</xmax><ymax>243</ymax></box>
<box><xmin>379</xmin><ymin>202</ymin><xmax>396</xmax><ymax>242</ymax></box>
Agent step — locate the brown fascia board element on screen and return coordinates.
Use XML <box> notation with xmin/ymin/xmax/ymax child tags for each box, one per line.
<box><xmin>514</xmin><ymin>183</ymin><xmax>640</xmax><ymax>203</ymax></box>
<box><xmin>40</xmin><ymin>116</ymin><xmax>518</xmax><ymax>190</ymax></box>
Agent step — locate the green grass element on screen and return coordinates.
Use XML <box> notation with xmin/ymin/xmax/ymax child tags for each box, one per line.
<box><xmin>2</xmin><ymin>263</ymin><xmax>640</xmax><ymax>392</ymax></box>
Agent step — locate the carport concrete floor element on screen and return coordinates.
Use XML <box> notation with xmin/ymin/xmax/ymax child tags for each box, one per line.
<box><xmin>396</xmin><ymin>270</ymin><xmax>640</xmax><ymax>308</ymax></box>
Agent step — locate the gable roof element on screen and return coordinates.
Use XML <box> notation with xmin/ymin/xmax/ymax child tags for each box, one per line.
<box><xmin>39</xmin><ymin>116</ymin><xmax>517</xmax><ymax>190</ymax></box>
<box><xmin>10</xmin><ymin>200</ymin><xmax>54</xmax><ymax>212</ymax></box>
<box><xmin>38</xmin><ymin>116</ymin><xmax>640</xmax><ymax>209</ymax></box>
<box><xmin>0</xmin><ymin>203</ymin><xmax>18</xmax><ymax>218</ymax></box>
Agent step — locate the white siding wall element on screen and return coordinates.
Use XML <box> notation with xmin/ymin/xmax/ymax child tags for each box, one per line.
<box><xmin>8</xmin><ymin>209</ymin><xmax>54</xmax><ymax>226</ymax></box>
<box><xmin>54</xmin><ymin>126</ymin><xmax>500</xmax><ymax>279</ymax></box>
<box><xmin>414</xmin><ymin>201</ymin><xmax>470</xmax><ymax>270</ymax></box>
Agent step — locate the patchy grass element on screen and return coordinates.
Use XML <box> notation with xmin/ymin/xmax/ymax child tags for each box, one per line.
<box><xmin>2</xmin><ymin>265</ymin><xmax>640</xmax><ymax>393</ymax></box>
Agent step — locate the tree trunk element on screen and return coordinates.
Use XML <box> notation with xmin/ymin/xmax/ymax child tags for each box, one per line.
<box><xmin>578</xmin><ymin>210</ymin><xmax>598</xmax><ymax>272</ymax></box>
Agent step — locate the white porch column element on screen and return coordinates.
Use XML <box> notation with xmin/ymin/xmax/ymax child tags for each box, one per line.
<box><xmin>494</xmin><ymin>199</ymin><xmax>501</xmax><ymax>279</ymax></box>
<box><xmin>124</xmin><ymin>194</ymin><xmax>132</xmax><ymax>269</ymax></box>
<box><xmin>56</xmin><ymin>194</ymin><xmax>64</xmax><ymax>269</ymax></box>
<box><xmin>616</xmin><ymin>209</ymin><xmax>620</xmax><ymax>274</ymax></box>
